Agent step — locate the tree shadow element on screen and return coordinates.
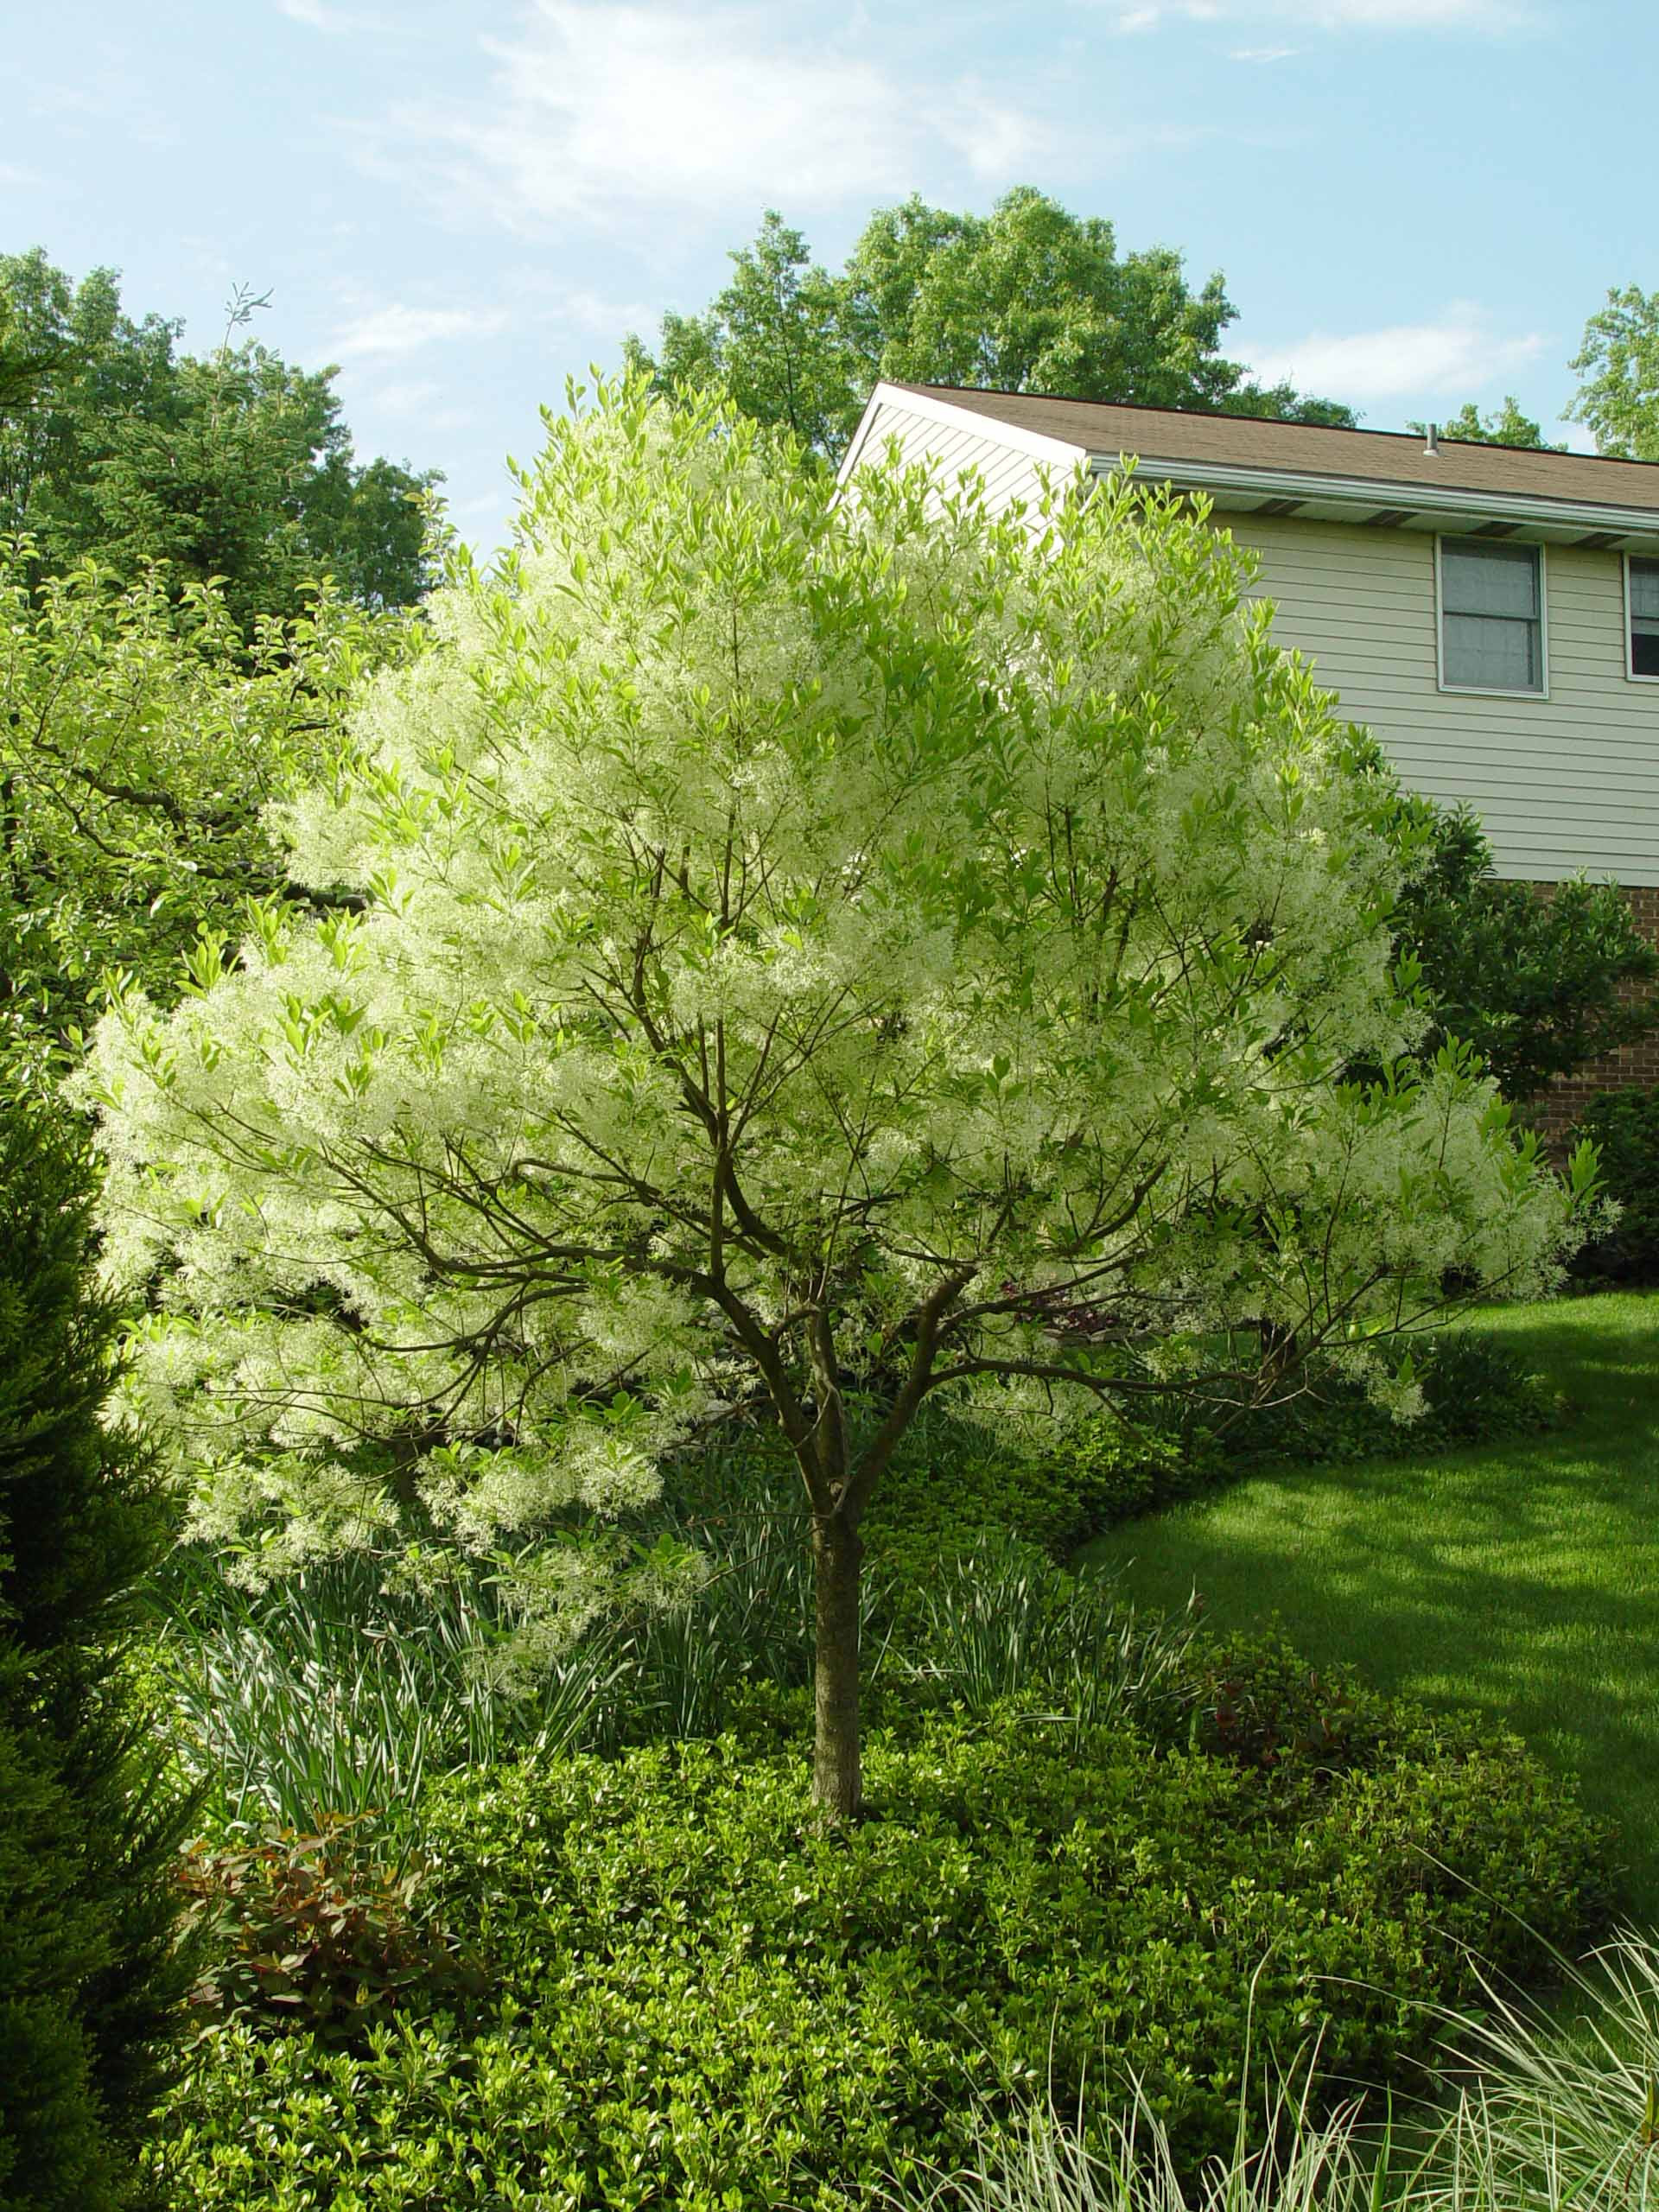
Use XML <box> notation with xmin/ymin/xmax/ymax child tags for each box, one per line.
<box><xmin>1088</xmin><ymin>1294</ymin><xmax>1659</xmax><ymax>1912</ymax></box>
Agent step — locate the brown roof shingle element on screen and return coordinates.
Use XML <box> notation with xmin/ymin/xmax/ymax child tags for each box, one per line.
<box><xmin>893</xmin><ymin>383</ymin><xmax>1659</xmax><ymax>517</ymax></box>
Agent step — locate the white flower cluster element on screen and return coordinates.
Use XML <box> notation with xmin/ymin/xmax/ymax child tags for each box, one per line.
<box><xmin>73</xmin><ymin>381</ymin><xmax>1588</xmax><ymax>1593</ymax></box>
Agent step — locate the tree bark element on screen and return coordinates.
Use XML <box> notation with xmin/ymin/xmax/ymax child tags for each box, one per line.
<box><xmin>811</xmin><ymin>1510</ymin><xmax>864</xmax><ymax>1819</ymax></box>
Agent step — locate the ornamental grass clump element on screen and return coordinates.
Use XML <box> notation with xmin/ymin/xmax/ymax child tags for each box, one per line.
<box><xmin>77</xmin><ymin>376</ymin><xmax>1597</xmax><ymax>1815</ymax></box>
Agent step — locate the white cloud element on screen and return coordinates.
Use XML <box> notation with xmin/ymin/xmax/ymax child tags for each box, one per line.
<box><xmin>275</xmin><ymin>0</ymin><xmax>386</xmax><ymax>28</ymax></box>
<box><xmin>1245</xmin><ymin>306</ymin><xmax>1548</xmax><ymax>402</ymax></box>
<box><xmin>1288</xmin><ymin>0</ymin><xmax>1531</xmax><ymax>21</ymax></box>
<box><xmin>366</xmin><ymin>1</ymin><xmax>1054</xmax><ymax>231</ymax></box>
<box><xmin>276</xmin><ymin>0</ymin><xmax>342</xmax><ymax>22</ymax></box>
<box><xmin>330</xmin><ymin>303</ymin><xmax>513</xmax><ymax>360</ymax></box>
<box><xmin>276</xmin><ymin>0</ymin><xmax>414</xmax><ymax>34</ymax></box>
<box><xmin>369</xmin><ymin>378</ymin><xmax>444</xmax><ymax>414</ymax></box>
<box><xmin>1106</xmin><ymin>0</ymin><xmax>1535</xmax><ymax>28</ymax></box>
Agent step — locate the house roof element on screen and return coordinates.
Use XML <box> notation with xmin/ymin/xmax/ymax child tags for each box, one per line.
<box><xmin>887</xmin><ymin>383</ymin><xmax>1659</xmax><ymax>517</ymax></box>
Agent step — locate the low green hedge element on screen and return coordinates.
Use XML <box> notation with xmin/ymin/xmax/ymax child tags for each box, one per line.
<box><xmin>148</xmin><ymin>1697</ymin><xmax>1608</xmax><ymax>2210</ymax></box>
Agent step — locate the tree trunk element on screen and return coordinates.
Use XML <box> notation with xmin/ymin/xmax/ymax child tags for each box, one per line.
<box><xmin>811</xmin><ymin>1512</ymin><xmax>863</xmax><ymax>1819</ymax></box>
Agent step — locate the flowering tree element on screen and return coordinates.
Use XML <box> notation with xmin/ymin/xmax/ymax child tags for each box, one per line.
<box><xmin>78</xmin><ymin>383</ymin><xmax>1591</xmax><ymax>1816</ymax></box>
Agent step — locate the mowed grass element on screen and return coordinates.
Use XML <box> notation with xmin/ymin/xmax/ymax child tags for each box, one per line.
<box><xmin>1080</xmin><ymin>1293</ymin><xmax>1659</xmax><ymax>1916</ymax></box>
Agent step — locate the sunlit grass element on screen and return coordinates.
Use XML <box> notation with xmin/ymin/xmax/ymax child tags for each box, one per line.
<box><xmin>1080</xmin><ymin>1293</ymin><xmax>1659</xmax><ymax>1916</ymax></box>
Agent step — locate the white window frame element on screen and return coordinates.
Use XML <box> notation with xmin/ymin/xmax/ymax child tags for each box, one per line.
<box><xmin>1624</xmin><ymin>553</ymin><xmax>1659</xmax><ymax>684</ymax></box>
<box><xmin>1434</xmin><ymin>533</ymin><xmax>1549</xmax><ymax>699</ymax></box>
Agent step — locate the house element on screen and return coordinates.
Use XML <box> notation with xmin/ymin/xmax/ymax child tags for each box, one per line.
<box><xmin>839</xmin><ymin>380</ymin><xmax>1659</xmax><ymax>1104</ymax></box>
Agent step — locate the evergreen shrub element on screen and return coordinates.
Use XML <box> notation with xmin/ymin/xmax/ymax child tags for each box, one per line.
<box><xmin>0</xmin><ymin>1105</ymin><xmax>191</xmax><ymax>2211</ymax></box>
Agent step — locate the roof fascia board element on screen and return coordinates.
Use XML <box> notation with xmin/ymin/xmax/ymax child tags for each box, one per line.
<box><xmin>838</xmin><ymin>382</ymin><xmax>1089</xmax><ymax>486</ymax></box>
<box><xmin>1089</xmin><ymin>451</ymin><xmax>1659</xmax><ymax>537</ymax></box>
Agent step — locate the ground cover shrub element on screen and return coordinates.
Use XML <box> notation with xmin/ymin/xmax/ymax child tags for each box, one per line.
<box><xmin>1185</xmin><ymin>1631</ymin><xmax>1398</xmax><ymax>1774</ymax></box>
<box><xmin>858</xmin><ymin>1401</ymin><xmax>1217</xmax><ymax>1606</ymax></box>
<box><xmin>1572</xmin><ymin>1087</ymin><xmax>1659</xmax><ymax>1283</ymax></box>
<box><xmin>0</xmin><ymin>1104</ymin><xmax>194</xmax><ymax>2211</ymax></box>
<box><xmin>147</xmin><ymin>1698</ymin><xmax>1607</xmax><ymax>2211</ymax></box>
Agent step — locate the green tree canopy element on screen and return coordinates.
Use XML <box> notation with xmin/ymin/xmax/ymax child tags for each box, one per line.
<box><xmin>627</xmin><ymin>193</ymin><xmax>1357</xmax><ymax>461</ymax></box>
<box><xmin>78</xmin><ymin>384</ymin><xmax>1587</xmax><ymax>1817</ymax></box>
<box><xmin>1568</xmin><ymin>284</ymin><xmax>1659</xmax><ymax>458</ymax></box>
<box><xmin>0</xmin><ymin>251</ymin><xmax>442</xmax><ymax>623</ymax></box>
<box><xmin>0</xmin><ymin>537</ymin><xmax>416</xmax><ymax>1092</ymax></box>
<box><xmin>1408</xmin><ymin>397</ymin><xmax>1560</xmax><ymax>450</ymax></box>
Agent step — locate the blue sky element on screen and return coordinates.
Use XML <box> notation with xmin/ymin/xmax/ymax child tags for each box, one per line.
<box><xmin>2</xmin><ymin>1</ymin><xmax>1648</xmax><ymax>556</ymax></box>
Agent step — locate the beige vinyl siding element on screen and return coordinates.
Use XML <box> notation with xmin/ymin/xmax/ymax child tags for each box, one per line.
<box><xmin>1224</xmin><ymin>514</ymin><xmax>1659</xmax><ymax>887</ymax></box>
<box><xmin>846</xmin><ymin>399</ymin><xmax>1071</xmax><ymax>519</ymax></box>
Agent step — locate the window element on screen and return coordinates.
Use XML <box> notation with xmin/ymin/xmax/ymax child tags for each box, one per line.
<box><xmin>1438</xmin><ymin>537</ymin><xmax>1544</xmax><ymax>694</ymax></box>
<box><xmin>1629</xmin><ymin>557</ymin><xmax>1659</xmax><ymax>679</ymax></box>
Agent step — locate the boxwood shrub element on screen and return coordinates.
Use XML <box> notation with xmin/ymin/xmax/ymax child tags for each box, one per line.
<box><xmin>148</xmin><ymin>1696</ymin><xmax>1608</xmax><ymax>2211</ymax></box>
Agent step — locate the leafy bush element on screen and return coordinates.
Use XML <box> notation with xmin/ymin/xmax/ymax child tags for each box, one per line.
<box><xmin>1223</xmin><ymin>1335</ymin><xmax>1560</xmax><ymax>1469</ymax></box>
<box><xmin>1185</xmin><ymin>1630</ymin><xmax>1395</xmax><ymax>1774</ymax></box>
<box><xmin>1573</xmin><ymin>1086</ymin><xmax>1659</xmax><ymax>1282</ymax></box>
<box><xmin>1367</xmin><ymin>760</ymin><xmax>1659</xmax><ymax>1101</ymax></box>
<box><xmin>178</xmin><ymin>1817</ymin><xmax>490</xmax><ymax>2048</ymax></box>
<box><xmin>149</xmin><ymin>1699</ymin><xmax>1608</xmax><ymax>2209</ymax></box>
<box><xmin>0</xmin><ymin>1104</ymin><xmax>192</xmax><ymax>2211</ymax></box>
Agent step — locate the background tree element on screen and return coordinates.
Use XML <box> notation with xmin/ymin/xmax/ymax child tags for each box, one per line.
<box><xmin>1567</xmin><ymin>284</ymin><xmax>1659</xmax><ymax>458</ymax></box>
<box><xmin>0</xmin><ymin>251</ymin><xmax>441</xmax><ymax>622</ymax></box>
<box><xmin>0</xmin><ymin>538</ymin><xmax>415</xmax><ymax>1092</ymax></box>
<box><xmin>1408</xmin><ymin>397</ymin><xmax>1560</xmax><ymax>449</ymax></box>
<box><xmin>623</xmin><ymin>213</ymin><xmax>861</xmax><ymax>460</ymax></box>
<box><xmin>628</xmin><ymin>190</ymin><xmax>1357</xmax><ymax>462</ymax></box>
<box><xmin>78</xmin><ymin>385</ymin><xmax>1586</xmax><ymax>1819</ymax></box>
<box><xmin>0</xmin><ymin>1103</ymin><xmax>192</xmax><ymax>2211</ymax></box>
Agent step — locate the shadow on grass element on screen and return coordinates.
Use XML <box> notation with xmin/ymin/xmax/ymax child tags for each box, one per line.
<box><xmin>1081</xmin><ymin>1294</ymin><xmax>1659</xmax><ymax>1915</ymax></box>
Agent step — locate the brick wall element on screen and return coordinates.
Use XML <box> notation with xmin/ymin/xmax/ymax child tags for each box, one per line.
<box><xmin>1522</xmin><ymin>883</ymin><xmax>1659</xmax><ymax>1141</ymax></box>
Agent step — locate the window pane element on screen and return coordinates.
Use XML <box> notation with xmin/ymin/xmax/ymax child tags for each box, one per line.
<box><xmin>1631</xmin><ymin>559</ymin><xmax>1659</xmax><ymax>621</ymax></box>
<box><xmin>1633</xmin><ymin>626</ymin><xmax>1659</xmax><ymax>678</ymax></box>
<box><xmin>1441</xmin><ymin>539</ymin><xmax>1539</xmax><ymax>619</ymax></box>
<box><xmin>1444</xmin><ymin>613</ymin><xmax>1539</xmax><ymax>690</ymax></box>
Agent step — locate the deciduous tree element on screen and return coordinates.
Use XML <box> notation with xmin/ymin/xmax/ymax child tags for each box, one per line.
<box><xmin>628</xmin><ymin>192</ymin><xmax>1356</xmax><ymax>462</ymax></box>
<box><xmin>1408</xmin><ymin>397</ymin><xmax>1559</xmax><ymax>450</ymax></box>
<box><xmin>0</xmin><ymin>251</ymin><xmax>440</xmax><ymax>622</ymax></box>
<box><xmin>1568</xmin><ymin>284</ymin><xmax>1659</xmax><ymax>458</ymax></box>
<box><xmin>0</xmin><ymin>539</ymin><xmax>414</xmax><ymax>1090</ymax></box>
<box><xmin>78</xmin><ymin>385</ymin><xmax>1587</xmax><ymax>1817</ymax></box>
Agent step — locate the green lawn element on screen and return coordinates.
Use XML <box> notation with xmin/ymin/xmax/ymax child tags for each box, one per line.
<box><xmin>1080</xmin><ymin>1293</ymin><xmax>1659</xmax><ymax>1917</ymax></box>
